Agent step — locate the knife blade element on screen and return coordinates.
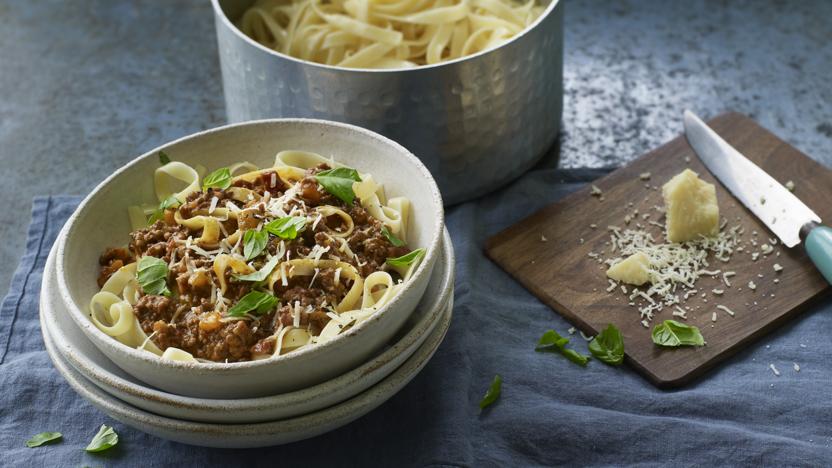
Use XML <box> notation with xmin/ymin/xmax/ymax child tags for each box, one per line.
<box><xmin>683</xmin><ymin>110</ymin><xmax>820</xmax><ymax>248</ymax></box>
<box><xmin>684</xmin><ymin>110</ymin><xmax>832</xmax><ymax>284</ymax></box>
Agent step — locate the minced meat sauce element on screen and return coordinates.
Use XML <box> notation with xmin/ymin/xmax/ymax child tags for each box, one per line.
<box><xmin>97</xmin><ymin>164</ymin><xmax>412</xmax><ymax>362</ymax></box>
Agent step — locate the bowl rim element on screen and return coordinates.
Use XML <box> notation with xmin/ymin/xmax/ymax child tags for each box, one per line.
<box><xmin>55</xmin><ymin>117</ymin><xmax>445</xmax><ymax>372</ymax></box>
<box><xmin>46</xmin><ymin>229</ymin><xmax>454</xmax><ymax>412</ymax></box>
<box><xmin>210</xmin><ymin>0</ymin><xmax>562</xmax><ymax>74</ymax></box>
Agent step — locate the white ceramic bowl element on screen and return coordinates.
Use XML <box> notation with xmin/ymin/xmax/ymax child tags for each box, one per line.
<box><xmin>55</xmin><ymin>119</ymin><xmax>445</xmax><ymax>398</ymax></box>
<box><xmin>43</xmin><ymin>226</ymin><xmax>454</xmax><ymax>423</ymax></box>
<box><xmin>41</xmin><ymin>297</ymin><xmax>453</xmax><ymax>448</ymax></box>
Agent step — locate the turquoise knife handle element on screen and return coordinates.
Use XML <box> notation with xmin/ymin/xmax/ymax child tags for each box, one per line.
<box><xmin>806</xmin><ymin>225</ymin><xmax>832</xmax><ymax>284</ymax></box>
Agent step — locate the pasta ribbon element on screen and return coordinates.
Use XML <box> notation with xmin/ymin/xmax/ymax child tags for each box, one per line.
<box><xmin>315</xmin><ymin>205</ymin><xmax>355</xmax><ymax>238</ymax></box>
<box><xmin>213</xmin><ymin>254</ymin><xmax>256</xmax><ymax>295</ymax></box>
<box><xmin>155</xmin><ymin>162</ymin><xmax>200</xmax><ymax>203</ymax></box>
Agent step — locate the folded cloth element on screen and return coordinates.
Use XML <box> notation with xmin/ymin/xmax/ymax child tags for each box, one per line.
<box><xmin>2</xmin><ymin>170</ymin><xmax>831</xmax><ymax>467</ymax></box>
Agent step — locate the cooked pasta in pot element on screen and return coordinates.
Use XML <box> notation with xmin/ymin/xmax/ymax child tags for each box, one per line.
<box><xmin>238</xmin><ymin>0</ymin><xmax>545</xmax><ymax>68</ymax></box>
<box><xmin>92</xmin><ymin>150</ymin><xmax>424</xmax><ymax>363</ymax></box>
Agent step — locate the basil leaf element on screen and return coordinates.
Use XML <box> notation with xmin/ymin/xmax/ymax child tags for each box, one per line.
<box><xmin>314</xmin><ymin>167</ymin><xmax>362</xmax><ymax>204</ymax></box>
<box><xmin>137</xmin><ymin>256</ymin><xmax>171</xmax><ymax>296</ymax></box>
<box><xmin>386</xmin><ymin>248</ymin><xmax>425</xmax><ymax>268</ymax></box>
<box><xmin>227</xmin><ymin>291</ymin><xmax>278</xmax><ymax>317</ymax></box>
<box><xmin>535</xmin><ymin>329</ymin><xmax>590</xmax><ymax>366</ymax></box>
<box><xmin>85</xmin><ymin>425</ymin><xmax>118</xmax><ymax>453</ymax></box>
<box><xmin>202</xmin><ymin>167</ymin><xmax>232</xmax><ymax>191</ymax></box>
<box><xmin>652</xmin><ymin>320</ymin><xmax>705</xmax><ymax>347</ymax></box>
<box><xmin>589</xmin><ymin>324</ymin><xmax>625</xmax><ymax>365</ymax></box>
<box><xmin>158</xmin><ymin>151</ymin><xmax>171</xmax><ymax>165</ymax></box>
<box><xmin>235</xmin><ymin>256</ymin><xmax>281</xmax><ymax>283</ymax></box>
<box><xmin>26</xmin><ymin>432</ymin><xmax>62</xmax><ymax>448</ymax></box>
<box><xmin>243</xmin><ymin>229</ymin><xmax>268</xmax><ymax>261</ymax></box>
<box><xmin>381</xmin><ymin>226</ymin><xmax>405</xmax><ymax>247</ymax></box>
<box><xmin>479</xmin><ymin>374</ymin><xmax>502</xmax><ymax>410</ymax></box>
<box><xmin>264</xmin><ymin>216</ymin><xmax>307</xmax><ymax>240</ymax></box>
<box><xmin>147</xmin><ymin>195</ymin><xmax>180</xmax><ymax>225</ymax></box>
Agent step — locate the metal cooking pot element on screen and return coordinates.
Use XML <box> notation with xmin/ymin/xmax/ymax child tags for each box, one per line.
<box><xmin>212</xmin><ymin>0</ymin><xmax>563</xmax><ymax>204</ymax></box>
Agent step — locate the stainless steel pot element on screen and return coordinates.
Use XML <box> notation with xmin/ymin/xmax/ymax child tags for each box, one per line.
<box><xmin>212</xmin><ymin>0</ymin><xmax>563</xmax><ymax>205</ymax></box>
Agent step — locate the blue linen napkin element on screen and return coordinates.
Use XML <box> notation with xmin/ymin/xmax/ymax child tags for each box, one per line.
<box><xmin>2</xmin><ymin>170</ymin><xmax>832</xmax><ymax>467</ymax></box>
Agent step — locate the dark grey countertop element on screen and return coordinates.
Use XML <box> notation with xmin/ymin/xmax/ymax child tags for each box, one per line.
<box><xmin>1</xmin><ymin>0</ymin><xmax>830</xmax><ymax>300</ymax></box>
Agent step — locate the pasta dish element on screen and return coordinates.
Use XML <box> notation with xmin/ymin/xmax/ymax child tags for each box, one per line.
<box><xmin>238</xmin><ymin>0</ymin><xmax>545</xmax><ymax>68</ymax></box>
<box><xmin>91</xmin><ymin>150</ymin><xmax>423</xmax><ymax>363</ymax></box>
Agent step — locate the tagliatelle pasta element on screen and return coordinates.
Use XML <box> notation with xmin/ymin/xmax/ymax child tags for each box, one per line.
<box><xmin>90</xmin><ymin>150</ymin><xmax>425</xmax><ymax>363</ymax></box>
<box><xmin>237</xmin><ymin>0</ymin><xmax>545</xmax><ymax>68</ymax></box>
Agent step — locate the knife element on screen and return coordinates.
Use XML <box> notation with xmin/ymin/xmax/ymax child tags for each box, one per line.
<box><xmin>683</xmin><ymin>110</ymin><xmax>832</xmax><ymax>284</ymax></box>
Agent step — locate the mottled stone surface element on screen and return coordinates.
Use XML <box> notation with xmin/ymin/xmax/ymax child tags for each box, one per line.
<box><xmin>0</xmin><ymin>0</ymin><xmax>830</xmax><ymax>298</ymax></box>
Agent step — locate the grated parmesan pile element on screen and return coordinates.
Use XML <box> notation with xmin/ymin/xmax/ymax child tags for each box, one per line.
<box><xmin>602</xmin><ymin>220</ymin><xmax>743</xmax><ymax>327</ymax></box>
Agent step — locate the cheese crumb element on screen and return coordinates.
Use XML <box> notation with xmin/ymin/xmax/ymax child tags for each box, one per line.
<box><xmin>773</xmin><ymin>263</ymin><xmax>783</xmax><ymax>272</ymax></box>
<box><xmin>760</xmin><ymin>244</ymin><xmax>773</xmax><ymax>255</ymax></box>
<box><xmin>567</xmin><ymin>327</ymin><xmax>576</xmax><ymax>335</ymax></box>
<box><xmin>785</xmin><ymin>180</ymin><xmax>795</xmax><ymax>191</ymax></box>
<box><xmin>793</xmin><ymin>363</ymin><xmax>800</xmax><ymax>372</ymax></box>
<box><xmin>541</xmin><ymin>234</ymin><xmax>548</xmax><ymax>242</ymax></box>
<box><xmin>748</xmin><ymin>281</ymin><xmax>757</xmax><ymax>291</ymax></box>
<box><xmin>716</xmin><ymin>305</ymin><xmax>735</xmax><ymax>316</ymax></box>
<box><xmin>639</xmin><ymin>172</ymin><xmax>651</xmax><ymax>180</ymax></box>
<box><xmin>769</xmin><ymin>363</ymin><xmax>780</xmax><ymax>376</ymax></box>
<box><xmin>711</xmin><ymin>312</ymin><xmax>717</xmax><ymax>322</ymax></box>
<box><xmin>712</xmin><ymin>289</ymin><xmax>724</xmax><ymax>295</ymax></box>
<box><xmin>590</xmin><ymin>185</ymin><xmax>603</xmax><ymax>196</ymax></box>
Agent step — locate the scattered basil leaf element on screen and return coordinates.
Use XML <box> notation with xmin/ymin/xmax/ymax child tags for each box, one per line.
<box><xmin>535</xmin><ymin>329</ymin><xmax>590</xmax><ymax>366</ymax></box>
<box><xmin>26</xmin><ymin>432</ymin><xmax>62</xmax><ymax>448</ymax></box>
<box><xmin>243</xmin><ymin>229</ymin><xmax>268</xmax><ymax>261</ymax></box>
<box><xmin>314</xmin><ymin>167</ymin><xmax>362</xmax><ymax>205</ymax></box>
<box><xmin>264</xmin><ymin>216</ymin><xmax>307</xmax><ymax>240</ymax></box>
<box><xmin>202</xmin><ymin>167</ymin><xmax>232</xmax><ymax>191</ymax></box>
<box><xmin>158</xmin><ymin>151</ymin><xmax>171</xmax><ymax>165</ymax></box>
<box><xmin>386</xmin><ymin>248</ymin><xmax>425</xmax><ymax>268</ymax></box>
<box><xmin>652</xmin><ymin>320</ymin><xmax>705</xmax><ymax>347</ymax></box>
<box><xmin>589</xmin><ymin>324</ymin><xmax>625</xmax><ymax>366</ymax></box>
<box><xmin>147</xmin><ymin>195</ymin><xmax>180</xmax><ymax>225</ymax></box>
<box><xmin>235</xmin><ymin>256</ymin><xmax>281</xmax><ymax>283</ymax></box>
<box><xmin>381</xmin><ymin>226</ymin><xmax>405</xmax><ymax>247</ymax></box>
<box><xmin>479</xmin><ymin>374</ymin><xmax>502</xmax><ymax>410</ymax></box>
<box><xmin>136</xmin><ymin>256</ymin><xmax>171</xmax><ymax>296</ymax></box>
<box><xmin>85</xmin><ymin>425</ymin><xmax>118</xmax><ymax>453</ymax></box>
<box><xmin>227</xmin><ymin>291</ymin><xmax>278</xmax><ymax>317</ymax></box>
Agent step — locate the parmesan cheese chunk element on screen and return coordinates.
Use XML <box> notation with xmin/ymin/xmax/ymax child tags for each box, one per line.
<box><xmin>606</xmin><ymin>251</ymin><xmax>650</xmax><ymax>286</ymax></box>
<box><xmin>662</xmin><ymin>169</ymin><xmax>720</xmax><ymax>243</ymax></box>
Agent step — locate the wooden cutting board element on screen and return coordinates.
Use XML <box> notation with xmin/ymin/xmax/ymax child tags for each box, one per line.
<box><xmin>485</xmin><ymin>112</ymin><xmax>832</xmax><ymax>388</ymax></box>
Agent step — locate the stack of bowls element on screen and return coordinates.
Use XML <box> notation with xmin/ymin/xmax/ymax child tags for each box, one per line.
<box><xmin>41</xmin><ymin>120</ymin><xmax>455</xmax><ymax>448</ymax></box>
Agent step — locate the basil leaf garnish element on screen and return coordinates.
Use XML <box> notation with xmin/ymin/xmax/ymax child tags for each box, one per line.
<box><xmin>137</xmin><ymin>256</ymin><xmax>171</xmax><ymax>296</ymax></box>
<box><xmin>147</xmin><ymin>195</ymin><xmax>180</xmax><ymax>225</ymax></box>
<box><xmin>535</xmin><ymin>330</ymin><xmax>590</xmax><ymax>366</ymax></box>
<box><xmin>243</xmin><ymin>230</ymin><xmax>268</xmax><ymax>261</ymax></box>
<box><xmin>386</xmin><ymin>248</ymin><xmax>425</xmax><ymax>268</ymax></box>
<box><xmin>314</xmin><ymin>167</ymin><xmax>362</xmax><ymax>205</ymax></box>
<box><xmin>652</xmin><ymin>320</ymin><xmax>705</xmax><ymax>347</ymax></box>
<box><xmin>479</xmin><ymin>374</ymin><xmax>502</xmax><ymax>410</ymax></box>
<box><xmin>26</xmin><ymin>432</ymin><xmax>62</xmax><ymax>448</ymax></box>
<box><xmin>235</xmin><ymin>256</ymin><xmax>281</xmax><ymax>283</ymax></box>
<box><xmin>381</xmin><ymin>226</ymin><xmax>405</xmax><ymax>247</ymax></box>
<box><xmin>227</xmin><ymin>291</ymin><xmax>278</xmax><ymax>317</ymax></box>
<box><xmin>202</xmin><ymin>167</ymin><xmax>232</xmax><ymax>191</ymax></box>
<box><xmin>158</xmin><ymin>151</ymin><xmax>171</xmax><ymax>165</ymax></box>
<box><xmin>84</xmin><ymin>425</ymin><xmax>118</xmax><ymax>453</ymax></box>
<box><xmin>264</xmin><ymin>216</ymin><xmax>307</xmax><ymax>240</ymax></box>
<box><xmin>589</xmin><ymin>324</ymin><xmax>625</xmax><ymax>365</ymax></box>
